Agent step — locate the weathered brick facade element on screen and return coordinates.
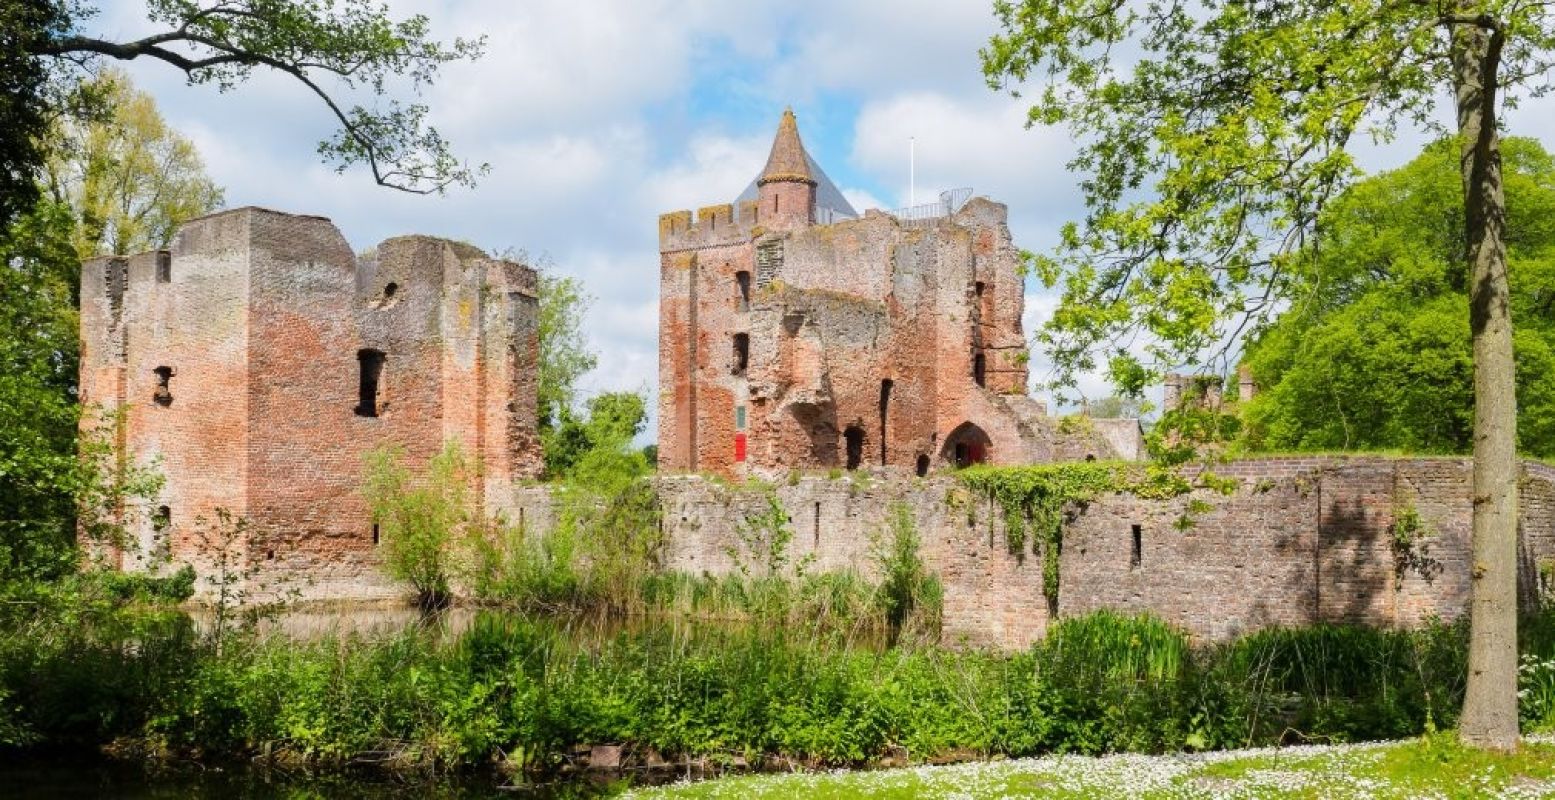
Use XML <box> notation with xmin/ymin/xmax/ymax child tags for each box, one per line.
<box><xmin>80</xmin><ymin>207</ymin><xmax>542</xmax><ymax>600</ymax></box>
<box><xmin>502</xmin><ymin>456</ymin><xmax>1555</xmax><ymax>649</ymax></box>
<box><xmin>657</xmin><ymin>110</ymin><xmax>1143</xmax><ymax>480</ymax></box>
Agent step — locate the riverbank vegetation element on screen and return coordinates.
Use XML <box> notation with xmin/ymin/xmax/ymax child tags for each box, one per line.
<box><xmin>5</xmin><ymin>603</ymin><xmax>1555</xmax><ymax>776</ymax></box>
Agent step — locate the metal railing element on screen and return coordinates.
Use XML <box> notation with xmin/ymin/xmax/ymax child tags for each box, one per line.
<box><xmin>889</xmin><ymin>188</ymin><xmax>973</xmax><ymax>226</ymax></box>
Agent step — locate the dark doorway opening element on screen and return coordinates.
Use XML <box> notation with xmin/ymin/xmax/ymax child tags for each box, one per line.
<box><xmin>942</xmin><ymin>422</ymin><xmax>992</xmax><ymax>469</ymax></box>
<box><xmin>844</xmin><ymin>425</ymin><xmax>865</xmax><ymax>471</ymax></box>
<box><xmin>915</xmin><ymin>454</ymin><xmax>930</xmax><ymax>477</ymax></box>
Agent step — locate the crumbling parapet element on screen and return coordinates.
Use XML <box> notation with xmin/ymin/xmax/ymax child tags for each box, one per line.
<box><xmin>81</xmin><ymin>206</ymin><xmax>543</xmax><ymax>601</ymax></box>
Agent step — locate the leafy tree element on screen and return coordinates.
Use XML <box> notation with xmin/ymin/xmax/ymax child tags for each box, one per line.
<box><xmin>0</xmin><ymin>199</ymin><xmax>87</xmax><ymax>582</ymax></box>
<box><xmin>984</xmin><ymin>0</ymin><xmax>1551</xmax><ymax>747</ymax></box>
<box><xmin>0</xmin><ymin>0</ymin><xmax>71</xmax><ymax>226</ymax></box>
<box><xmin>1243</xmin><ymin>138</ymin><xmax>1555</xmax><ymax>457</ymax></box>
<box><xmin>23</xmin><ymin>0</ymin><xmax>485</xmax><ymax>195</ymax></box>
<box><xmin>362</xmin><ymin>442</ymin><xmax>476</xmax><ymax>610</ymax></box>
<box><xmin>44</xmin><ymin>68</ymin><xmax>224</xmax><ymax>259</ymax></box>
<box><xmin>537</xmin><ymin>272</ymin><xmax>597</xmax><ymax>440</ymax></box>
<box><xmin>1085</xmin><ymin>395</ymin><xmax>1147</xmax><ymax>420</ymax></box>
<box><xmin>0</xmin><ymin>197</ymin><xmax>161</xmax><ymax>585</ymax></box>
<box><xmin>545</xmin><ymin>391</ymin><xmax>650</xmax><ymax>482</ymax></box>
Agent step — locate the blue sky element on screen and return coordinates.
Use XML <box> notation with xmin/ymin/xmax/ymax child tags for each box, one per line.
<box><xmin>92</xmin><ymin>1</ymin><xmax>1555</xmax><ymax>435</ymax></box>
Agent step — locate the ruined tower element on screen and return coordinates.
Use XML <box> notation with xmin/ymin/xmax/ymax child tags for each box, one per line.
<box><xmin>79</xmin><ymin>207</ymin><xmax>542</xmax><ymax>598</ymax></box>
<box><xmin>657</xmin><ymin>110</ymin><xmax>1141</xmax><ymax>479</ymax></box>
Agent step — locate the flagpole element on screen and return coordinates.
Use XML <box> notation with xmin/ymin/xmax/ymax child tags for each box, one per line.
<box><xmin>909</xmin><ymin>136</ymin><xmax>916</xmax><ymax>207</ymax></box>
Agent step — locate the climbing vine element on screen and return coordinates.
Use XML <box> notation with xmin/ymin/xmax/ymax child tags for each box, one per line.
<box><xmin>956</xmin><ymin>462</ymin><xmax>1228</xmax><ymax>603</ymax></box>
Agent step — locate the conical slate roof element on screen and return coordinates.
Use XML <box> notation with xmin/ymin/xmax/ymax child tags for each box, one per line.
<box><xmin>757</xmin><ymin>108</ymin><xmax>815</xmax><ymax>185</ymax></box>
<box><xmin>736</xmin><ymin>108</ymin><xmax>859</xmax><ymax>222</ymax></box>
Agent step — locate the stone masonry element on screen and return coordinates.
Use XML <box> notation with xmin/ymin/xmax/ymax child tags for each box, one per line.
<box><xmin>657</xmin><ymin>109</ymin><xmax>1143</xmax><ymax>480</ymax></box>
<box><xmin>79</xmin><ymin>207</ymin><xmax>542</xmax><ymax>600</ymax></box>
<box><xmin>502</xmin><ymin>456</ymin><xmax>1555</xmax><ymax>650</ymax></box>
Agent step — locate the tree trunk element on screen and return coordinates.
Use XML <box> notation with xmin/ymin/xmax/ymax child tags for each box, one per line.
<box><xmin>1451</xmin><ymin>15</ymin><xmax>1520</xmax><ymax>751</ymax></box>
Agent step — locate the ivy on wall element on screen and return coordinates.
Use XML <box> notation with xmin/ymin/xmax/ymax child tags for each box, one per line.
<box><xmin>956</xmin><ymin>462</ymin><xmax>1233</xmax><ymax>603</ymax></box>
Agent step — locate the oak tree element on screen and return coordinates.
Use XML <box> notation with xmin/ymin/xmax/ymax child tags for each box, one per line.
<box><xmin>984</xmin><ymin>0</ymin><xmax>1551</xmax><ymax>748</ymax></box>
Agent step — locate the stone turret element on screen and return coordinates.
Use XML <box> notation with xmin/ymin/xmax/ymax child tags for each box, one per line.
<box><xmin>755</xmin><ymin>108</ymin><xmax>817</xmax><ymax>231</ymax></box>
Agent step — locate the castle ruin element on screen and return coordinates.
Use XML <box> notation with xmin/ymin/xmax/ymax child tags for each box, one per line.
<box><xmin>79</xmin><ymin>207</ymin><xmax>541</xmax><ymax>598</ymax></box>
<box><xmin>657</xmin><ymin>110</ymin><xmax>1142</xmax><ymax>480</ymax></box>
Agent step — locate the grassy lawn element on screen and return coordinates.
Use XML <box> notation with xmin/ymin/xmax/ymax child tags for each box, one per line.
<box><xmin>624</xmin><ymin>736</ymin><xmax>1555</xmax><ymax>799</ymax></box>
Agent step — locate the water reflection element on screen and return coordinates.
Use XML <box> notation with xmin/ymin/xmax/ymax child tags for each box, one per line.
<box><xmin>0</xmin><ymin>756</ymin><xmax>640</xmax><ymax>799</ymax></box>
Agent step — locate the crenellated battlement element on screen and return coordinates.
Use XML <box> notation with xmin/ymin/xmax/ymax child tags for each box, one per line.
<box><xmin>658</xmin><ymin>203</ymin><xmax>761</xmax><ymax>252</ymax></box>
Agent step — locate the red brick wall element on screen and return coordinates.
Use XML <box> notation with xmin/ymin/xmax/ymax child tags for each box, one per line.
<box><xmin>83</xmin><ymin>207</ymin><xmax>541</xmax><ymax>601</ymax></box>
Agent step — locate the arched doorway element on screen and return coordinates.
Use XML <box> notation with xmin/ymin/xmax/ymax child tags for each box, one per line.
<box><xmin>941</xmin><ymin>422</ymin><xmax>992</xmax><ymax>468</ymax></box>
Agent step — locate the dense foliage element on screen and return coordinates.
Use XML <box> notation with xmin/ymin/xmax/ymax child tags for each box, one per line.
<box><xmin>44</xmin><ymin>68</ymin><xmax>224</xmax><ymax>258</ymax></box>
<box><xmin>0</xmin><ymin>0</ymin><xmax>70</xmax><ymax>227</ymax></box>
<box><xmin>6</xmin><ymin>607</ymin><xmax>1555</xmax><ymax>771</ymax></box>
<box><xmin>984</xmin><ymin>2</ymin><xmax>1555</xmax><ymax>741</ymax></box>
<box><xmin>0</xmin><ymin>199</ymin><xmax>84</xmax><ymax>583</ymax></box>
<box><xmin>1242</xmin><ymin>138</ymin><xmax>1555</xmax><ymax>457</ymax></box>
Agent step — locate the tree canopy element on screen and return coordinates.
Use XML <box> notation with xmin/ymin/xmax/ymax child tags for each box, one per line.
<box><xmin>983</xmin><ymin>0</ymin><xmax>1555</xmax><ymax>748</ymax></box>
<box><xmin>45</xmin><ymin>68</ymin><xmax>224</xmax><ymax>259</ymax></box>
<box><xmin>1243</xmin><ymin>137</ymin><xmax>1555</xmax><ymax>457</ymax></box>
<box><xmin>19</xmin><ymin>0</ymin><xmax>484</xmax><ymax>204</ymax></box>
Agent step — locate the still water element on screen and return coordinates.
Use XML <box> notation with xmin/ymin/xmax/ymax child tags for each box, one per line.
<box><xmin>0</xmin><ymin>757</ymin><xmax>643</xmax><ymax>798</ymax></box>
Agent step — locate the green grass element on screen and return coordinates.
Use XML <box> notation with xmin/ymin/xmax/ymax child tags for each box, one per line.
<box><xmin>626</xmin><ymin>736</ymin><xmax>1555</xmax><ymax>799</ymax></box>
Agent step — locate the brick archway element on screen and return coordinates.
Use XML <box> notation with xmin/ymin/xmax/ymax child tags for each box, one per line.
<box><xmin>941</xmin><ymin>421</ymin><xmax>992</xmax><ymax>468</ymax></box>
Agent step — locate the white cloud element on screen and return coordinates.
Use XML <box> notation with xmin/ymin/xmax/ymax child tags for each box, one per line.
<box><xmin>88</xmin><ymin>0</ymin><xmax>1555</xmax><ymax>439</ymax></box>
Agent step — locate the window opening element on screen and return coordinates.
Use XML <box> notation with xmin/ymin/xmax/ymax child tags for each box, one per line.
<box><xmin>156</xmin><ymin>252</ymin><xmax>171</xmax><ymax>283</ymax></box>
<box><xmin>736</xmin><ymin>271</ymin><xmax>751</xmax><ymax>311</ymax></box>
<box><xmin>384</xmin><ymin>282</ymin><xmax>398</xmax><ymax>298</ymax></box>
<box><xmin>153</xmin><ymin>366</ymin><xmax>174</xmax><ymax>406</ymax></box>
<box><xmin>372</xmin><ymin>524</ymin><xmax>381</xmax><ymax>545</ymax></box>
<box><xmin>973</xmin><ymin>352</ymin><xmax>987</xmax><ymax>387</ymax></box>
<box><xmin>1131</xmin><ymin>524</ymin><xmax>1143</xmax><ymax>569</ymax></box>
<box><xmin>732</xmin><ymin>333</ymin><xmax>749</xmax><ymax>376</ymax></box>
<box><xmin>878</xmin><ymin>379</ymin><xmax>893</xmax><ymax>466</ymax></box>
<box><xmin>356</xmin><ymin>349</ymin><xmax>386</xmax><ymax>417</ymax></box>
<box><xmin>844</xmin><ymin>425</ymin><xmax>864</xmax><ymax>471</ymax></box>
<box><xmin>813</xmin><ymin>502</ymin><xmax>821</xmax><ymax>546</ymax></box>
<box><xmin>975</xmin><ymin>281</ymin><xmax>985</xmax><ymax>297</ymax></box>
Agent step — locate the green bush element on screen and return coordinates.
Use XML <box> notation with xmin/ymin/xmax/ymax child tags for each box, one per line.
<box><xmin>4</xmin><ymin>608</ymin><xmax>1554</xmax><ymax>772</ymax></box>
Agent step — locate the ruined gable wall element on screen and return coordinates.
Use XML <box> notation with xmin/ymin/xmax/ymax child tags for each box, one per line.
<box><xmin>245</xmin><ymin>211</ymin><xmax>393</xmax><ymax>601</ymax></box>
<box><xmin>477</xmin><ymin>260</ymin><xmax>543</xmax><ymax>498</ymax></box>
<box><xmin>80</xmin><ymin>211</ymin><xmax>255</xmax><ymax>575</ymax></box>
<box><xmin>960</xmin><ymin>199</ymin><xmax>1028</xmax><ymax>395</ymax></box>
